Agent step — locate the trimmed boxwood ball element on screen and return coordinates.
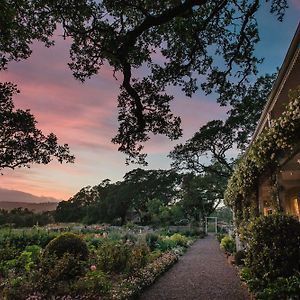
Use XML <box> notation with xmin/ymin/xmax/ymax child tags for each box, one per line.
<box><xmin>243</xmin><ymin>214</ymin><xmax>300</xmax><ymax>283</ymax></box>
<box><xmin>43</xmin><ymin>232</ymin><xmax>89</xmax><ymax>260</ymax></box>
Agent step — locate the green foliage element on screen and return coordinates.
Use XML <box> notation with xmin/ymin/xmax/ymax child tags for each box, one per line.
<box><xmin>42</xmin><ymin>252</ymin><xmax>87</xmax><ymax>281</ymax></box>
<box><xmin>145</xmin><ymin>232</ymin><xmax>159</xmax><ymax>251</ymax></box>
<box><xmin>234</xmin><ymin>250</ymin><xmax>246</xmax><ymax>266</ymax></box>
<box><xmin>243</xmin><ymin>214</ymin><xmax>300</xmax><ymax>284</ymax></box>
<box><xmin>225</xmin><ymin>87</ymin><xmax>300</xmax><ymax>224</ymax></box>
<box><xmin>0</xmin><ymin>228</ymin><xmax>57</xmax><ymax>250</ymax></box>
<box><xmin>220</xmin><ymin>235</ymin><xmax>236</xmax><ymax>254</ymax></box>
<box><xmin>216</xmin><ymin>233</ymin><xmax>226</xmax><ymax>243</ymax></box>
<box><xmin>111</xmin><ymin>251</ymin><xmax>178</xmax><ymax>299</ymax></box>
<box><xmin>256</xmin><ymin>273</ymin><xmax>300</xmax><ymax>300</ymax></box>
<box><xmin>156</xmin><ymin>236</ymin><xmax>177</xmax><ymax>252</ymax></box>
<box><xmin>73</xmin><ymin>270</ymin><xmax>112</xmax><ymax>295</ymax></box>
<box><xmin>0</xmin><ymin>242</ymin><xmax>19</xmax><ymax>262</ymax></box>
<box><xmin>127</xmin><ymin>242</ymin><xmax>150</xmax><ymax>272</ymax></box>
<box><xmin>18</xmin><ymin>247</ymin><xmax>40</xmax><ymax>272</ymax></box>
<box><xmin>177</xmin><ymin>227</ymin><xmax>204</xmax><ymax>238</ymax></box>
<box><xmin>123</xmin><ymin>232</ymin><xmax>138</xmax><ymax>244</ymax></box>
<box><xmin>0</xmin><ymin>208</ymin><xmax>53</xmax><ymax>227</ymax></box>
<box><xmin>86</xmin><ymin>236</ymin><xmax>104</xmax><ymax>248</ymax></box>
<box><xmin>2</xmin><ymin>274</ymin><xmax>36</xmax><ymax>300</ymax></box>
<box><xmin>1</xmin><ymin>0</ymin><xmax>288</xmax><ymax>162</ymax></box>
<box><xmin>55</xmin><ymin>184</ymin><xmax>107</xmax><ymax>223</ymax></box>
<box><xmin>169</xmin><ymin>233</ymin><xmax>189</xmax><ymax>247</ymax></box>
<box><xmin>107</xmin><ymin>230</ymin><xmax>122</xmax><ymax>241</ymax></box>
<box><xmin>177</xmin><ymin>171</ymin><xmax>227</xmax><ymax>224</ymax></box>
<box><xmin>210</xmin><ymin>206</ymin><xmax>233</xmax><ymax>224</ymax></box>
<box><xmin>43</xmin><ymin>232</ymin><xmax>89</xmax><ymax>261</ymax></box>
<box><xmin>55</xmin><ymin>169</ymin><xmax>183</xmax><ymax>226</ymax></box>
<box><xmin>0</xmin><ymin>82</ymin><xmax>74</xmax><ymax>171</ymax></box>
<box><xmin>0</xmin><ymin>226</ymin><xmax>195</xmax><ymax>299</ymax></box>
<box><xmin>96</xmin><ymin>240</ymin><xmax>150</xmax><ymax>274</ymax></box>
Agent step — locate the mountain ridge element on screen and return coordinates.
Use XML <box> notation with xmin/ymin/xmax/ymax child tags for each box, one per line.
<box><xmin>0</xmin><ymin>188</ymin><xmax>63</xmax><ymax>203</ymax></box>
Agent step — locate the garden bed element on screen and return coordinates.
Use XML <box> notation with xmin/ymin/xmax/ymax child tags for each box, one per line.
<box><xmin>0</xmin><ymin>225</ymin><xmax>202</xmax><ymax>299</ymax></box>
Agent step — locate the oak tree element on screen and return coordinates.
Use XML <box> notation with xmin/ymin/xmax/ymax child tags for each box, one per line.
<box><xmin>0</xmin><ymin>82</ymin><xmax>74</xmax><ymax>171</ymax></box>
<box><xmin>0</xmin><ymin>0</ymin><xmax>287</xmax><ymax>163</ymax></box>
<box><xmin>169</xmin><ymin>73</ymin><xmax>276</xmax><ymax>176</ymax></box>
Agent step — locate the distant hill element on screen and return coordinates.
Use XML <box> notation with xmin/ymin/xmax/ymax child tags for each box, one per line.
<box><xmin>0</xmin><ymin>201</ymin><xmax>58</xmax><ymax>212</ymax></box>
<box><xmin>0</xmin><ymin>188</ymin><xmax>63</xmax><ymax>203</ymax></box>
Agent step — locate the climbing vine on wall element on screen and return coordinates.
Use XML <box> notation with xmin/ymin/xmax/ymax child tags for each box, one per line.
<box><xmin>224</xmin><ymin>86</ymin><xmax>300</xmax><ymax>225</ymax></box>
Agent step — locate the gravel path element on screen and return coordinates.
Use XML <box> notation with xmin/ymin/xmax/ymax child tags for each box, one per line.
<box><xmin>139</xmin><ymin>235</ymin><xmax>250</xmax><ymax>300</ymax></box>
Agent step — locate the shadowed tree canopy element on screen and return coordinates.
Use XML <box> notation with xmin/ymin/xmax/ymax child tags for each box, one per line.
<box><xmin>169</xmin><ymin>73</ymin><xmax>276</xmax><ymax>176</ymax></box>
<box><xmin>170</xmin><ymin>119</ymin><xmax>234</xmax><ymax>177</ymax></box>
<box><xmin>0</xmin><ymin>0</ymin><xmax>287</xmax><ymax>163</ymax></box>
<box><xmin>180</xmin><ymin>170</ymin><xmax>227</xmax><ymax>222</ymax></box>
<box><xmin>123</xmin><ymin>168</ymin><xmax>182</xmax><ymax>216</ymax></box>
<box><xmin>0</xmin><ymin>82</ymin><xmax>74</xmax><ymax>172</ymax></box>
<box><xmin>169</xmin><ymin>73</ymin><xmax>276</xmax><ymax>211</ymax></box>
<box><xmin>55</xmin><ymin>169</ymin><xmax>182</xmax><ymax>224</ymax></box>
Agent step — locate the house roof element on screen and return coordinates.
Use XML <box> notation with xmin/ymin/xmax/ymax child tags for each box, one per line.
<box><xmin>250</xmin><ymin>22</ymin><xmax>300</xmax><ymax>144</ymax></box>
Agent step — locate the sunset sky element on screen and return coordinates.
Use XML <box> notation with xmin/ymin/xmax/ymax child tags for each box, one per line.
<box><xmin>1</xmin><ymin>2</ymin><xmax>300</xmax><ymax>202</ymax></box>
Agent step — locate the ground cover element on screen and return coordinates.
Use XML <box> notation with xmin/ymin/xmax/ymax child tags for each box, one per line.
<box><xmin>0</xmin><ymin>224</ymin><xmax>203</xmax><ymax>299</ymax></box>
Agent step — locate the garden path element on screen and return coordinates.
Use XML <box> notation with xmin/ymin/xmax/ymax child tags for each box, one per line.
<box><xmin>139</xmin><ymin>234</ymin><xmax>250</xmax><ymax>300</ymax></box>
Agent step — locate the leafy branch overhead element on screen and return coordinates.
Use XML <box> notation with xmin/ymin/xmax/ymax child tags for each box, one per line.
<box><xmin>0</xmin><ymin>0</ymin><xmax>288</xmax><ymax>163</ymax></box>
<box><xmin>224</xmin><ymin>87</ymin><xmax>300</xmax><ymax>225</ymax></box>
<box><xmin>0</xmin><ymin>82</ymin><xmax>74</xmax><ymax>171</ymax></box>
<box><xmin>170</xmin><ymin>73</ymin><xmax>276</xmax><ymax>176</ymax></box>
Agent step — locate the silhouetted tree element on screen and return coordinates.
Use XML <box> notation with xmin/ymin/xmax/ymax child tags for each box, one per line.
<box><xmin>0</xmin><ymin>82</ymin><xmax>74</xmax><ymax>172</ymax></box>
<box><xmin>0</xmin><ymin>0</ymin><xmax>287</xmax><ymax>163</ymax></box>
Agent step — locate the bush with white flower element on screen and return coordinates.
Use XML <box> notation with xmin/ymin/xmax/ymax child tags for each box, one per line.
<box><xmin>225</xmin><ymin>86</ymin><xmax>300</xmax><ymax>225</ymax></box>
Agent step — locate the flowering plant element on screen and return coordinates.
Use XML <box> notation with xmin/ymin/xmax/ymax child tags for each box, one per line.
<box><xmin>224</xmin><ymin>86</ymin><xmax>300</xmax><ymax>225</ymax></box>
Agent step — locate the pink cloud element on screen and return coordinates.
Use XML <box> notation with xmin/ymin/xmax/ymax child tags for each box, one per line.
<box><xmin>1</xmin><ymin>39</ymin><xmax>228</xmax><ymax>198</ymax></box>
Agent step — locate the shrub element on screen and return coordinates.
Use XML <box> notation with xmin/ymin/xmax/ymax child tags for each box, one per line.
<box><xmin>96</xmin><ymin>240</ymin><xmax>150</xmax><ymax>274</ymax></box>
<box><xmin>220</xmin><ymin>235</ymin><xmax>236</xmax><ymax>254</ymax></box>
<box><xmin>43</xmin><ymin>232</ymin><xmax>89</xmax><ymax>261</ymax></box>
<box><xmin>156</xmin><ymin>237</ymin><xmax>177</xmax><ymax>251</ymax></box>
<box><xmin>96</xmin><ymin>240</ymin><xmax>129</xmax><ymax>273</ymax></box>
<box><xmin>87</xmin><ymin>237</ymin><xmax>104</xmax><ymax>248</ymax></box>
<box><xmin>42</xmin><ymin>252</ymin><xmax>86</xmax><ymax>281</ymax></box>
<box><xmin>186</xmin><ymin>228</ymin><xmax>205</xmax><ymax>238</ymax></box>
<box><xmin>73</xmin><ymin>270</ymin><xmax>112</xmax><ymax>295</ymax></box>
<box><xmin>148</xmin><ymin>249</ymin><xmax>162</xmax><ymax>262</ymax></box>
<box><xmin>234</xmin><ymin>250</ymin><xmax>246</xmax><ymax>266</ymax></box>
<box><xmin>169</xmin><ymin>233</ymin><xmax>189</xmax><ymax>247</ymax></box>
<box><xmin>24</xmin><ymin>245</ymin><xmax>42</xmax><ymax>262</ymax></box>
<box><xmin>0</xmin><ymin>243</ymin><xmax>18</xmax><ymax>258</ymax></box>
<box><xmin>107</xmin><ymin>230</ymin><xmax>122</xmax><ymax>241</ymax></box>
<box><xmin>216</xmin><ymin>233</ymin><xmax>225</xmax><ymax>243</ymax></box>
<box><xmin>2</xmin><ymin>275</ymin><xmax>36</xmax><ymax>300</ymax></box>
<box><xmin>243</xmin><ymin>214</ymin><xmax>300</xmax><ymax>284</ymax></box>
<box><xmin>256</xmin><ymin>273</ymin><xmax>300</xmax><ymax>300</ymax></box>
<box><xmin>126</xmin><ymin>242</ymin><xmax>150</xmax><ymax>273</ymax></box>
<box><xmin>123</xmin><ymin>232</ymin><xmax>138</xmax><ymax>243</ymax></box>
<box><xmin>145</xmin><ymin>232</ymin><xmax>159</xmax><ymax>250</ymax></box>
